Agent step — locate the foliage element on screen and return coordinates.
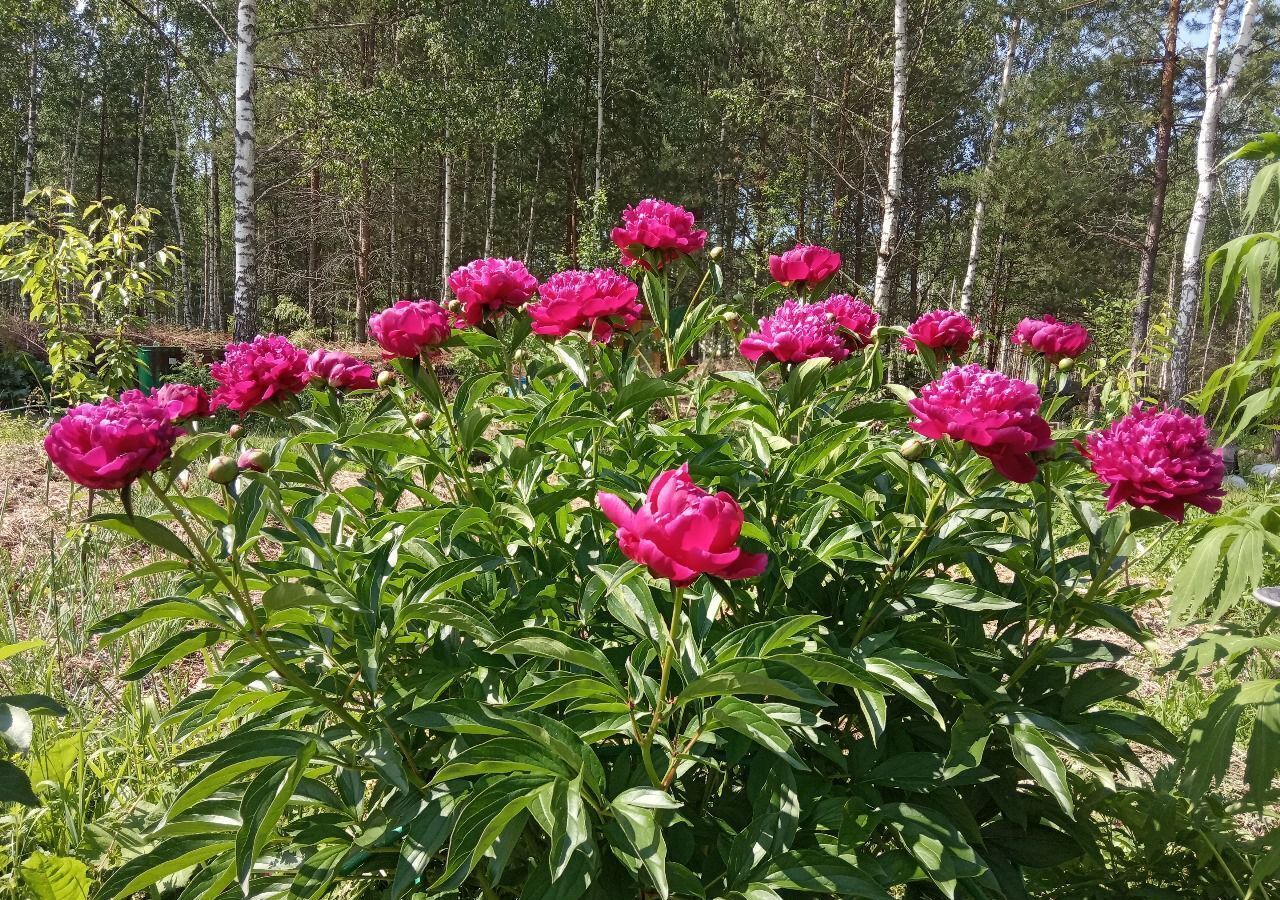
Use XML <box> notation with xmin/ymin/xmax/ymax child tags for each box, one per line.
<box><xmin>69</xmin><ymin>251</ymin><xmax>1246</xmax><ymax>899</ymax></box>
<box><xmin>0</xmin><ymin>190</ymin><xmax>178</xmax><ymax>405</ymax></box>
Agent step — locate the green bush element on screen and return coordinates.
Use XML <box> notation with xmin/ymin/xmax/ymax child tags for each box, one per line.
<box><xmin>58</xmin><ymin>255</ymin><xmax>1246</xmax><ymax>900</ymax></box>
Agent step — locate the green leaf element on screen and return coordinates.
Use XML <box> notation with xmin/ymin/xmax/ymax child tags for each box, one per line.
<box><xmin>678</xmin><ymin>659</ymin><xmax>830</xmax><ymax>708</ymax></box>
<box><xmin>89</xmin><ymin>513</ymin><xmax>194</xmax><ymax>561</ymax></box>
<box><xmin>0</xmin><ymin>639</ymin><xmax>44</xmax><ymax>663</ymax></box>
<box><xmin>0</xmin><ymin>703</ymin><xmax>33</xmax><ymax>753</ymax></box>
<box><xmin>762</xmin><ymin>850</ymin><xmax>891</xmax><ymax>898</ymax></box>
<box><xmin>0</xmin><ymin>758</ymin><xmax>38</xmax><ymax>806</ymax></box>
<box><xmin>705</xmin><ymin>698</ymin><xmax>807</xmax><ymax>769</ymax></box>
<box><xmin>121</xmin><ymin>628</ymin><xmax>222</xmax><ymax>681</ymax></box>
<box><xmin>1010</xmin><ymin>722</ymin><xmax>1074</xmax><ymax>818</ymax></box>
<box><xmin>611</xmin><ymin>790</ymin><xmax>670</xmax><ymax>898</ymax></box>
<box><xmin>97</xmin><ymin>835</ymin><xmax>235</xmax><ymax>900</ymax></box>
<box><xmin>235</xmin><ymin>741</ymin><xmax>315</xmax><ymax>892</ymax></box>
<box><xmin>883</xmin><ymin>801</ymin><xmax>986</xmax><ymax>892</ymax></box>
<box><xmin>18</xmin><ymin>853</ymin><xmax>89</xmax><ymax>900</ymax></box>
<box><xmin>491</xmin><ymin>627</ymin><xmax>621</xmax><ymax>687</ymax></box>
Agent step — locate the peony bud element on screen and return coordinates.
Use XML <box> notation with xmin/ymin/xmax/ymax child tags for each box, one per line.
<box><xmin>207</xmin><ymin>455</ymin><xmax>238</xmax><ymax>484</ymax></box>
<box><xmin>412</xmin><ymin>410</ymin><xmax>432</xmax><ymax>429</ymax></box>
<box><xmin>709</xmin><ymin>246</ymin><xmax>724</xmax><ymax>260</ymax></box>
<box><xmin>871</xmin><ymin>325</ymin><xmax>891</xmax><ymax>343</ymax></box>
<box><xmin>900</xmin><ymin>438</ymin><xmax>927</xmax><ymax>461</ymax></box>
<box><xmin>722</xmin><ymin>310</ymin><xmax>741</xmax><ymax>325</ymax></box>
<box><xmin>175</xmin><ymin>470</ymin><xmax>191</xmax><ymax>493</ymax></box>
<box><xmin>377</xmin><ymin>370</ymin><xmax>396</xmax><ymax>389</ymax></box>
<box><xmin>228</xmin><ymin>424</ymin><xmax>244</xmax><ymax>439</ymax></box>
<box><xmin>238</xmin><ymin>449</ymin><xmax>271</xmax><ymax>472</ymax></box>
<box><xmin>1057</xmin><ymin>356</ymin><xmax>1075</xmax><ymax>372</ymax></box>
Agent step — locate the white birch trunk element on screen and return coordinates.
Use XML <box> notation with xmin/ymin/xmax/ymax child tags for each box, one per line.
<box><xmin>440</xmin><ymin>136</ymin><xmax>452</xmax><ymax>297</ymax></box>
<box><xmin>134</xmin><ymin>68</ymin><xmax>147</xmax><ymax>209</ymax></box>
<box><xmin>231</xmin><ymin>0</ymin><xmax>258</xmax><ymax>342</ymax></box>
<box><xmin>872</xmin><ymin>0</ymin><xmax>908</xmax><ymax>316</ymax></box>
<box><xmin>1168</xmin><ymin>0</ymin><xmax>1259</xmax><ymax>403</ymax></box>
<box><xmin>959</xmin><ymin>17</ymin><xmax>1019</xmax><ymax>317</ymax></box>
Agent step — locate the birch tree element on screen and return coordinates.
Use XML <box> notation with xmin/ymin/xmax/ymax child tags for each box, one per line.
<box><xmin>959</xmin><ymin>16</ymin><xmax>1019</xmax><ymax>318</ymax></box>
<box><xmin>1167</xmin><ymin>0</ymin><xmax>1259</xmax><ymax>403</ymax></box>
<box><xmin>231</xmin><ymin>0</ymin><xmax>257</xmax><ymax>342</ymax></box>
<box><xmin>872</xmin><ymin>0</ymin><xmax>908</xmax><ymax>316</ymax></box>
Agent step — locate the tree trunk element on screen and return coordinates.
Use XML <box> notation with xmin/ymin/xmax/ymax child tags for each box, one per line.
<box><xmin>355</xmin><ymin>159</ymin><xmax>371</xmax><ymax>342</ymax></box>
<box><xmin>440</xmin><ymin>143</ymin><xmax>452</xmax><ymax>297</ymax></box>
<box><xmin>67</xmin><ymin>71</ymin><xmax>85</xmax><ymax>195</ymax></box>
<box><xmin>307</xmin><ymin>167</ymin><xmax>320</xmax><ymax>323</ymax></box>
<box><xmin>231</xmin><ymin>0</ymin><xmax>259</xmax><ymax>342</ymax></box>
<box><xmin>525</xmin><ymin>153</ymin><xmax>540</xmax><ymax>264</ymax></box>
<box><xmin>134</xmin><ymin>67</ymin><xmax>148</xmax><ymax>209</ymax></box>
<box><xmin>1132</xmin><ymin>0</ymin><xmax>1181</xmax><ymax>358</ymax></box>
<box><xmin>23</xmin><ymin>43</ymin><xmax>39</xmax><ymax>198</ymax></box>
<box><xmin>169</xmin><ymin>81</ymin><xmax>189</xmax><ymax>324</ymax></box>
<box><xmin>1168</xmin><ymin>0</ymin><xmax>1259</xmax><ymax>404</ymax></box>
<box><xmin>211</xmin><ymin>145</ymin><xmax>223</xmax><ymax>329</ymax></box>
<box><xmin>959</xmin><ymin>17</ymin><xmax>1019</xmax><ymax>317</ymax></box>
<box><xmin>594</xmin><ymin>0</ymin><xmax>606</xmax><ymax>196</ymax></box>
<box><xmin>872</xmin><ymin>0</ymin><xmax>908</xmax><ymax>316</ymax></box>
<box><xmin>95</xmin><ymin>87</ymin><xmax>107</xmax><ymax>201</ymax></box>
<box><xmin>485</xmin><ymin>143</ymin><xmax>497</xmax><ymax>256</ymax></box>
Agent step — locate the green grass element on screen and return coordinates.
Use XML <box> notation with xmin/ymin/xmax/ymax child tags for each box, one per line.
<box><xmin>0</xmin><ymin>483</ymin><xmax>192</xmax><ymax>898</ymax></box>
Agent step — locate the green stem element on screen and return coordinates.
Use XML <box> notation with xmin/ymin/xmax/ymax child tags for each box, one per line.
<box><xmin>141</xmin><ymin>474</ymin><xmax>371</xmax><ymax>738</ymax></box>
<box><xmin>640</xmin><ymin>584</ymin><xmax>685</xmax><ymax>788</ymax></box>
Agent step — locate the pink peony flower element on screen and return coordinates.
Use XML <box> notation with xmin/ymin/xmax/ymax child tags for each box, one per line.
<box><xmin>527</xmin><ymin>268</ymin><xmax>644</xmax><ymax>342</ymax></box>
<box><xmin>768</xmin><ymin>244</ymin><xmax>842</xmax><ymax>288</ymax></box>
<box><xmin>908</xmin><ymin>364</ymin><xmax>1055</xmax><ymax>483</ymax></box>
<box><xmin>145</xmin><ymin>383</ymin><xmax>211</xmax><ymax>424</ymax></box>
<box><xmin>610</xmin><ymin>199</ymin><xmax>708</xmax><ymax>268</ymax></box>
<box><xmin>211</xmin><ymin>335</ymin><xmax>311</xmax><ymax>415</ymax></box>
<box><xmin>1011</xmin><ymin>314</ymin><xmax>1091</xmax><ymax>360</ymax></box>
<box><xmin>597</xmin><ymin>464</ymin><xmax>768</xmax><ymax>587</ymax></box>
<box><xmin>819</xmin><ymin>294</ymin><xmax>879</xmax><ymax>349</ymax></box>
<box><xmin>44</xmin><ymin>393</ymin><xmax>183</xmax><ymax>490</ymax></box>
<box><xmin>307</xmin><ymin>349</ymin><xmax>376</xmax><ymax>391</ymax></box>
<box><xmin>739</xmin><ymin>299</ymin><xmax>851</xmax><ymax>364</ymax></box>
<box><xmin>447</xmin><ymin>258</ymin><xmax>538</xmax><ymax>326</ymax></box>
<box><xmin>1081</xmin><ymin>406</ymin><xmax>1224</xmax><ymax>523</ymax></box>
<box><xmin>901</xmin><ymin>309</ymin><xmax>976</xmax><ymax>359</ymax></box>
<box><xmin>368</xmin><ymin>299</ymin><xmax>454</xmax><ymax>360</ymax></box>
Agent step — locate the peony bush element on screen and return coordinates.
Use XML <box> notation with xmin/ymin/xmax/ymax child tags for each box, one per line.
<box><xmin>45</xmin><ymin>205</ymin><xmax>1233</xmax><ymax>899</ymax></box>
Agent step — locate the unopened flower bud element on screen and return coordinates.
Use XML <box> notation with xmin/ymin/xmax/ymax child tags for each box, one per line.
<box><xmin>900</xmin><ymin>438</ymin><xmax>927</xmax><ymax>461</ymax></box>
<box><xmin>872</xmin><ymin>325</ymin><xmax>891</xmax><ymax>343</ymax></box>
<box><xmin>412</xmin><ymin>410</ymin><xmax>432</xmax><ymax>429</ymax></box>
<box><xmin>175</xmin><ymin>470</ymin><xmax>191</xmax><ymax>493</ymax></box>
<box><xmin>228</xmin><ymin>424</ymin><xmax>244</xmax><ymax>439</ymax></box>
<box><xmin>708</xmin><ymin>246</ymin><xmax>724</xmax><ymax>260</ymax></box>
<box><xmin>238</xmin><ymin>449</ymin><xmax>271</xmax><ymax>472</ymax></box>
<box><xmin>207</xmin><ymin>455</ymin><xmax>238</xmax><ymax>484</ymax></box>
<box><xmin>1057</xmin><ymin>356</ymin><xmax>1075</xmax><ymax>372</ymax></box>
<box><xmin>722</xmin><ymin>310</ymin><xmax>740</xmax><ymax>325</ymax></box>
<box><xmin>377</xmin><ymin>370</ymin><xmax>396</xmax><ymax>389</ymax></box>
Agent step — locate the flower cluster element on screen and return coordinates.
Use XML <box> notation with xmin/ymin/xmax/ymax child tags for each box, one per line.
<box><xmin>45</xmin><ymin>392</ymin><xmax>186</xmax><ymax>490</ymax></box>
<box><xmin>448</xmin><ymin>257</ymin><xmax>539</xmax><ymax>326</ymax></box>
<box><xmin>212</xmin><ymin>335</ymin><xmax>312</xmax><ymax>414</ymax></box>
<box><xmin>1082</xmin><ymin>406</ymin><xmax>1224</xmax><ymax>522</ymax></box>
<box><xmin>768</xmin><ymin>244</ymin><xmax>841</xmax><ymax>288</ymax></box>
<box><xmin>527</xmin><ymin>268</ymin><xmax>644</xmax><ymax>342</ymax></box>
<box><xmin>739</xmin><ymin>295</ymin><xmax>878</xmax><ymax>365</ymax></box>
<box><xmin>1011</xmin><ymin>314</ymin><xmax>1090</xmax><ymax>361</ymax></box>
<box><xmin>369</xmin><ymin>299</ymin><xmax>454</xmax><ymax>360</ymax></box>
<box><xmin>611</xmin><ymin>199</ymin><xmax>708</xmax><ymax>268</ymax></box>
<box><xmin>901</xmin><ymin>309</ymin><xmax>975</xmax><ymax>360</ymax></box>
<box><xmin>908</xmin><ymin>364</ymin><xmax>1054</xmax><ymax>483</ymax></box>
<box><xmin>598</xmin><ymin>464</ymin><xmax>767</xmax><ymax>586</ymax></box>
